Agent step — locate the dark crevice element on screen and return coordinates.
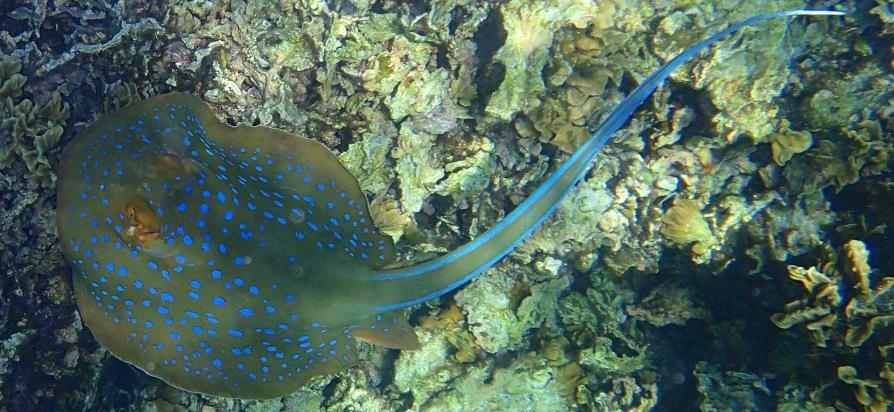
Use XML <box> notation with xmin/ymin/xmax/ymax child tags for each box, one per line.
<box><xmin>472</xmin><ymin>7</ymin><xmax>506</xmax><ymax>107</ymax></box>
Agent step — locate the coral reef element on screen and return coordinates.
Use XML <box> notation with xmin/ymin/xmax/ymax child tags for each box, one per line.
<box><xmin>771</xmin><ymin>240</ymin><xmax>894</xmax><ymax>349</ymax></box>
<box><xmin>661</xmin><ymin>199</ymin><xmax>719</xmax><ymax>259</ymax></box>
<box><xmin>626</xmin><ymin>282</ymin><xmax>711</xmax><ymax>327</ymax></box>
<box><xmin>694</xmin><ymin>361</ymin><xmax>774</xmax><ymax>411</ymax></box>
<box><xmin>771</xmin><ymin>240</ymin><xmax>894</xmax><ymax>411</ymax></box>
<box><xmin>0</xmin><ymin>57</ymin><xmax>70</xmax><ymax>188</ymax></box>
<box><xmin>0</xmin><ymin>0</ymin><xmax>889</xmax><ymax>411</ymax></box>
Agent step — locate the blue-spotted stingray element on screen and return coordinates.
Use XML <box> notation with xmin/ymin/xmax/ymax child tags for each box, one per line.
<box><xmin>57</xmin><ymin>10</ymin><xmax>842</xmax><ymax>399</ymax></box>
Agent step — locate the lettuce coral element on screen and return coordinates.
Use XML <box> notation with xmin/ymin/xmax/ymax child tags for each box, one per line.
<box><xmin>769</xmin><ymin>119</ymin><xmax>813</xmax><ymax>166</ymax></box>
<box><xmin>0</xmin><ymin>57</ymin><xmax>69</xmax><ymax>187</ymax></box>
<box><xmin>772</xmin><ymin>240</ymin><xmax>894</xmax><ymax>411</ymax></box>
<box><xmin>662</xmin><ymin>199</ymin><xmax>719</xmax><ymax>258</ymax></box>
<box><xmin>484</xmin><ymin>0</ymin><xmax>599</xmax><ymax>121</ymax></box>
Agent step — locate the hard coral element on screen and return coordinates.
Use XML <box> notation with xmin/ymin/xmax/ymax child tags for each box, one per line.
<box><xmin>772</xmin><ymin>240</ymin><xmax>894</xmax><ymax>411</ymax></box>
<box><xmin>661</xmin><ymin>198</ymin><xmax>718</xmax><ymax>257</ymax></box>
<box><xmin>0</xmin><ymin>57</ymin><xmax>70</xmax><ymax>188</ymax></box>
<box><xmin>485</xmin><ymin>0</ymin><xmax>599</xmax><ymax>121</ymax></box>
<box><xmin>773</xmin><ymin>240</ymin><xmax>894</xmax><ymax>349</ymax></box>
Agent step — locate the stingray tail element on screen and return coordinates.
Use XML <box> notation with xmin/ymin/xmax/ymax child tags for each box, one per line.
<box><xmin>359</xmin><ymin>9</ymin><xmax>844</xmax><ymax>312</ymax></box>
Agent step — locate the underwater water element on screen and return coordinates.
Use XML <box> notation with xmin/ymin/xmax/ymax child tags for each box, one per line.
<box><xmin>0</xmin><ymin>0</ymin><xmax>892</xmax><ymax>411</ymax></box>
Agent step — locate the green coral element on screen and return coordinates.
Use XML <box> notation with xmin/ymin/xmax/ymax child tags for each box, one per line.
<box><xmin>393</xmin><ymin>325</ymin><xmax>467</xmax><ymax>406</ymax></box>
<box><xmin>626</xmin><ymin>282</ymin><xmax>710</xmax><ymax>327</ymax></box>
<box><xmin>454</xmin><ymin>262</ymin><xmax>569</xmax><ymax>353</ymax></box>
<box><xmin>484</xmin><ymin>0</ymin><xmax>600</xmax><ymax>121</ymax></box>
<box><xmin>392</xmin><ymin>124</ymin><xmax>445</xmax><ymax>216</ymax></box>
<box><xmin>338</xmin><ymin>110</ymin><xmax>398</xmax><ymax>196</ymax></box>
<box><xmin>420</xmin><ymin>355</ymin><xmax>571</xmax><ymax>411</ymax></box>
<box><xmin>0</xmin><ymin>57</ymin><xmax>70</xmax><ymax>187</ymax></box>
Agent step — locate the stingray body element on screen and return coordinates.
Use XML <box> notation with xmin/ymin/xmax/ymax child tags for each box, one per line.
<box><xmin>57</xmin><ymin>11</ymin><xmax>841</xmax><ymax>398</ymax></box>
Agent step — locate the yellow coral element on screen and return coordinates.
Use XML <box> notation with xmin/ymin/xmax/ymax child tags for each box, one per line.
<box><xmin>661</xmin><ymin>199</ymin><xmax>718</xmax><ymax>255</ymax></box>
<box><xmin>770</xmin><ymin>265</ymin><xmax>841</xmax><ymax>346</ymax></box>
<box><xmin>419</xmin><ymin>305</ymin><xmax>478</xmax><ymax>363</ymax></box>
<box><xmin>844</xmin><ymin>239</ymin><xmax>872</xmax><ymax>296</ymax></box>
<box><xmin>837</xmin><ymin>366</ymin><xmax>892</xmax><ymax>412</ymax></box>
<box><xmin>369</xmin><ymin>194</ymin><xmax>415</xmax><ymax>243</ymax></box>
<box><xmin>769</xmin><ymin>120</ymin><xmax>813</xmax><ymax>166</ymax></box>
<box><xmin>788</xmin><ymin>265</ymin><xmax>842</xmax><ymax>305</ymax></box>
<box><xmin>772</xmin><ymin>240</ymin><xmax>894</xmax><ymax>352</ymax></box>
<box><xmin>502</xmin><ymin>0</ymin><xmax>597</xmax><ymax>56</ymax></box>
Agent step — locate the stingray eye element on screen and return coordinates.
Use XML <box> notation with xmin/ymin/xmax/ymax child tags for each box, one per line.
<box><xmin>122</xmin><ymin>196</ymin><xmax>162</xmax><ymax>244</ymax></box>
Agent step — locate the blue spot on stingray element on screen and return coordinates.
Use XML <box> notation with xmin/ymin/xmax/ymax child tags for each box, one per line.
<box><xmin>238</xmin><ymin>308</ymin><xmax>254</xmax><ymax>317</ymax></box>
<box><xmin>212</xmin><ymin>296</ymin><xmax>226</xmax><ymax>306</ymax></box>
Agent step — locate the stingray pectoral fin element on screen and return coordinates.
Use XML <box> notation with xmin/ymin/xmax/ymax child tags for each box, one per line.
<box><xmin>350</xmin><ymin>312</ymin><xmax>420</xmax><ymax>350</ymax></box>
